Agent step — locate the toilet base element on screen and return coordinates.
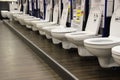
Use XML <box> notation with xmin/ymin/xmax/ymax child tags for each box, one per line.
<box><xmin>52</xmin><ymin>38</ymin><xmax>61</xmax><ymax>44</ymax></box>
<box><xmin>39</xmin><ymin>31</ymin><xmax>45</xmax><ymax>35</ymax></box>
<box><xmin>26</xmin><ymin>25</ymin><xmax>32</xmax><ymax>29</ymax></box>
<box><xmin>98</xmin><ymin>57</ymin><xmax>119</xmax><ymax>68</ymax></box>
<box><xmin>32</xmin><ymin>27</ymin><xmax>38</xmax><ymax>31</ymax></box>
<box><xmin>112</xmin><ymin>53</ymin><xmax>120</xmax><ymax>65</ymax></box>
<box><xmin>19</xmin><ymin>20</ymin><xmax>25</xmax><ymax>26</ymax></box>
<box><xmin>62</xmin><ymin>41</ymin><xmax>77</xmax><ymax>49</ymax></box>
<box><xmin>78</xmin><ymin>46</ymin><xmax>94</xmax><ymax>57</ymax></box>
<box><xmin>46</xmin><ymin>34</ymin><xmax>52</xmax><ymax>39</ymax></box>
<box><xmin>10</xmin><ymin>18</ymin><xmax>13</xmax><ymax>21</ymax></box>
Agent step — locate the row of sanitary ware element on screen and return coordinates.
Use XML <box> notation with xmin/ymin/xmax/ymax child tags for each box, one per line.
<box><xmin>1</xmin><ymin>1</ymin><xmax>120</xmax><ymax>68</ymax></box>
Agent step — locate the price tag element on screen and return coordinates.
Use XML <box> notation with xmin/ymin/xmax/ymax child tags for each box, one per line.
<box><xmin>75</xmin><ymin>9</ymin><xmax>83</xmax><ymax>22</ymax></box>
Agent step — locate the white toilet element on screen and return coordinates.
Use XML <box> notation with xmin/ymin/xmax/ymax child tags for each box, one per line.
<box><xmin>7</xmin><ymin>3</ymin><xmax>27</xmax><ymax>21</ymax></box>
<box><xmin>7</xmin><ymin>11</ymin><xmax>23</xmax><ymax>20</ymax></box>
<box><xmin>12</xmin><ymin>2</ymin><xmax>32</xmax><ymax>25</ymax></box>
<box><xmin>12</xmin><ymin>12</ymin><xmax>24</xmax><ymax>21</ymax></box>
<box><xmin>84</xmin><ymin>7</ymin><xmax>120</xmax><ymax>68</ymax></box>
<box><xmin>18</xmin><ymin>15</ymin><xmax>34</xmax><ymax>26</ymax></box>
<box><xmin>40</xmin><ymin>0</ymin><xmax>70</xmax><ymax>40</ymax></box>
<box><xmin>30</xmin><ymin>4</ymin><xmax>51</xmax><ymax>31</ymax></box>
<box><xmin>50</xmin><ymin>0</ymin><xmax>89</xmax><ymax>49</ymax></box>
<box><xmin>21</xmin><ymin>16</ymin><xmax>41</xmax><ymax>28</ymax></box>
<box><xmin>65</xmin><ymin>7</ymin><xmax>102</xmax><ymax>54</ymax></box>
<box><xmin>24</xmin><ymin>18</ymin><xmax>41</xmax><ymax>29</ymax></box>
<box><xmin>42</xmin><ymin>6</ymin><xmax>69</xmax><ymax>42</ymax></box>
<box><xmin>112</xmin><ymin>46</ymin><xmax>120</xmax><ymax>66</ymax></box>
<box><xmin>36</xmin><ymin>4</ymin><xmax>59</xmax><ymax>35</ymax></box>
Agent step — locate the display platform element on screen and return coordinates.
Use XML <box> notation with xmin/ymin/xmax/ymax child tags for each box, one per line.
<box><xmin>4</xmin><ymin>20</ymin><xmax>120</xmax><ymax>80</ymax></box>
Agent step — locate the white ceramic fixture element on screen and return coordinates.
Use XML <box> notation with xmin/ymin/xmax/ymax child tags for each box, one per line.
<box><xmin>112</xmin><ymin>46</ymin><xmax>120</xmax><ymax>66</ymax></box>
<box><xmin>84</xmin><ymin>7</ymin><xmax>120</xmax><ymax>68</ymax></box>
<box><xmin>65</xmin><ymin>7</ymin><xmax>102</xmax><ymax>54</ymax></box>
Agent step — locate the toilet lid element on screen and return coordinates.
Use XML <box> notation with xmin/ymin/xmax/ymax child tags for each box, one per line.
<box><xmin>84</xmin><ymin>37</ymin><xmax>120</xmax><ymax>48</ymax></box>
<box><xmin>112</xmin><ymin>46</ymin><xmax>120</xmax><ymax>55</ymax></box>
<box><xmin>51</xmin><ymin>28</ymin><xmax>77</xmax><ymax>33</ymax></box>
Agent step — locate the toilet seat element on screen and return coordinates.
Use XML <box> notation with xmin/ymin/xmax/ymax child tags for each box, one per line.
<box><xmin>51</xmin><ymin>28</ymin><xmax>77</xmax><ymax>40</ymax></box>
<box><xmin>31</xmin><ymin>20</ymin><xmax>50</xmax><ymax>31</ymax></box>
<box><xmin>43</xmin><ymin>25</ymin><xmax>59</xmax><ymax>31</ymax></box>
<box><xmin>23</xmin><ymin>18</ymin><xmax>40</xmax><ymax>24</ymax></box>
<box><xmin>23</xmin><ymin>17</ymin><xmax>39</xmax><ymax>23</ymax></box>
<box><xmin>7</xmin><ymin>11</ymin><xmax>23</xmax><ymax>19</ymax></box>
<box><xmin>51</xmin><ymin>27</ymin><xmax>77</xmax><ymax>46</ymax></box>
<box><xmin>23</xmin><ymin>17</ymin><xmax>39</xmax><ymax>20</ymax></box>
<box><xmin>37</xmin><ymin>22</ymin><xmax>58</xmax><ymax>35</ymax></box>
<box><xmin>36</xmin><ymin>22</ymin><xmax>56</xmax><ymax>29</ymax></box>
<box><xmin>36</xmin><ymin>22</ymin><xmax>57</xmax><ymax>35</ymax></box>
<box><xmin>31</xmin><ymin>20</ymin><xmax>49</xmax><ymax>27</ymax></box>
<box><xmin>65</xmin><ymin>31</ymin><xmax>95</xmax><ymax>41</ymax></box>
<box><xmin>43</xmin><ymin>25</ymin><xmax>60</xmax><ymax>38</ymax></box>
<box><xmin>51</xmin><ymin>28</ymin><xmax>77</xmax><ymax>33</ymax></box>
<box><xmin>84</xmin><ymin>37</ymin><xmax>120</xmax><ymax>48</ymax></box>
<box><xmin>25</xmin><ymin>18</ymin><xmax>41</xmax><ymax>28</ymax></box>
<box><xmin>18</xmin><ymin>16</ymin><xmax>35</xmax><ymax>25</ymax></box>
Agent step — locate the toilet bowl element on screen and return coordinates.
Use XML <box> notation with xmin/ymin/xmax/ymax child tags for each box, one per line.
<box><xmin>84</xmin><ymin>7</ymin><xmax>120</xmax><ymax>68</ymax></box>
<box><xmin>18</xmin><ymin>15</ymin><xmax>34</xmax><ymax>26</ymax></box>
<box><xmin>7</xmin><ymin>11</ymin><xmax>23</xmax><ymax>20</ymax></box>
<box><xmin>30</xmin><ymin>20</ymin><xmax>50</xmax><ymax>31</ymax></box>
<box><xmin>24</xmin><ymin>18</ymin><xmax>41</xmax><ymax>29</ymax></box>
<box><xmin>20</xmin><ymin>17</ymin><xmax>37</xmax><ymax>26</ymax></box>
<box><xmin>42</xmin><ymin>6</ymin><xmax>69</xmax><ymax>44</ymax></box>
<box><xmin>65</xmin><ymin>7</ymin><xmax>102</xmax><ymax>54</ymax></box>
<box><xmin>84</xmin><ymin>37</ymin><xmax>120</xmax><ymax>68</ymax></box>
<box><xmin>12</xmin><ymin>14</ymin><xmax>22</xmax><ymax>21</ymax></box>
<box><xmin>42</xmin><ymin>24</ymin><xmax>60</xmax><ymax>39</ymax></box>
<box><xmin>112</xmin><ymin>46</ymin><xmax>120</xmax><ymax>65</ymax></box>
<box><xmin>65</xmin><ymin>31</ymin><xmax>100</xmax><ymax>50</ymax></box>
<box><xmin>1</xmin><ymin>10</ymin><xmax>9</xmax><ymax>18</ymax></box>
<box><xmin>37</xmin><ymin>22</ymin><xmax>57</xmax><ymax>35</ymax></box>
<box><xmin>51</xmin><ymin>27</ymin><xmax>77</xmax><ymax>49</ymax></box>
<box><xmin>22</xmin><ymin>17</ymin><xmax>41</xmax><ymax>28</ymax></box>
<box><xmin>15</xmin><ymin>14</ymin><xmax>29</xmax><ymax>22</ymax></box>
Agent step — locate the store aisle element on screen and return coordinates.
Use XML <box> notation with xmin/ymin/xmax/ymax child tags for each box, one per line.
<box><xmin>0</xmin><ymin>21</ymin><xmax>62</xmax><ymax>80</ymax></box>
